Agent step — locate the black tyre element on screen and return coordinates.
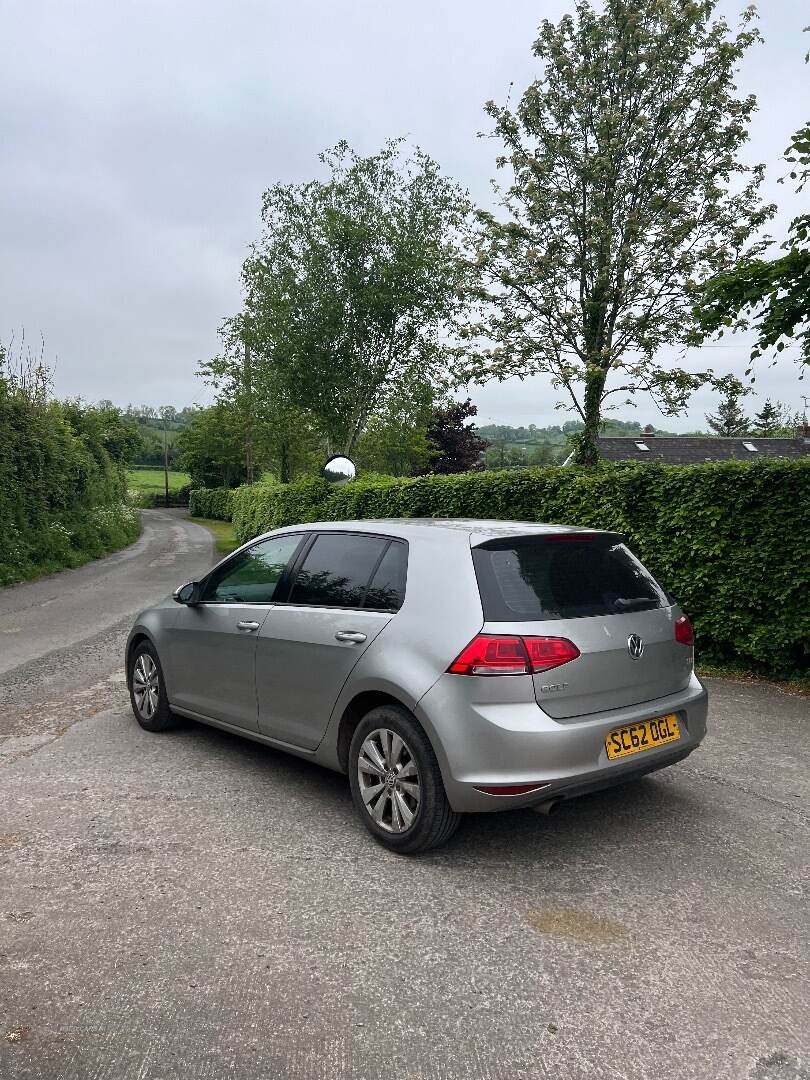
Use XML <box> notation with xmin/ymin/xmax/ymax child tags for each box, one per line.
<box><xmin>348</xmin><ymin>704</ymin><xmax>461</xmax><ymax>854</ymax></box>
<box><xmin>128</xmin><ymin>641</ymin><xmax>178</xmax><ymax>732</ymax></box>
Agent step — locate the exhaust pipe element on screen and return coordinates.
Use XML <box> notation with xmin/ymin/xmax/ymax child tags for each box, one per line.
<box><xmin>533</xmin><ymin>798</ymin><xmax>563</xmax><ymax>817</ymax></box>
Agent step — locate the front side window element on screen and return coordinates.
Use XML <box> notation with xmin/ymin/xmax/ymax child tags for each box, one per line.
<box><xmin>473</xmin><ymin>535</ymin><xmax>668</xmax><ymax>621</ymax></box>
<box><xmin>201</xmin><ymin>534</ymin><xmax>304</xmax><ymax>604</ymax></box>
<box><xmin>288</xmin><ymin>533</ymin><xmax>405</xmax><ymax>610</ymax></box>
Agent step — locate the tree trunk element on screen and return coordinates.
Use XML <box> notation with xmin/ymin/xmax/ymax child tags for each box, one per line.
<box><xmin>576</xmin><ymin>363</ymin><xmax>608</xmax><ymax>466</ymax></box>
<box><xmin>279</xmin><ymin>441</ymin><xmax>290</xmax><ymax>484</ymax></box>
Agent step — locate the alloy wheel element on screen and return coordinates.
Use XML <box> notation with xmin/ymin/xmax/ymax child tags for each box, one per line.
<box><xmin>357</xmin><ymin>727</ymin><xmax>421</xmax><ymax>834</ymax></box>
<box><xmin>132</xmin><ymin>653</ymin><xmax>160</xmax><ymax>720</ymax></box>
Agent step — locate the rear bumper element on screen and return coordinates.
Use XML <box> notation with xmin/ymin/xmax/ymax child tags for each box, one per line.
<box><xmin>415</xmin><ymin>672</ymin><xmax>708</xmax><ymax>813</ymax></box>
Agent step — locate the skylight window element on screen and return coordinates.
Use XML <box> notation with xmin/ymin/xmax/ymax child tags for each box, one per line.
<box><xmin>742</xmin><ymin>442</ymin><xmax>758</xmax><ymax>452</ymax></box>
<box><xmin>635</xmin><ymin>441</ymin><xmax>650</xmax><ymax>452</ymax></box>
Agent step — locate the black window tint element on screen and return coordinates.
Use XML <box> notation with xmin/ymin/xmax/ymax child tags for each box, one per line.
<box><xmin>289</xmin><ymin>534</ymin><xmax>388</xmax><ymax>609</ymax></box>
<box><xmin>364</xmin><ymin>541</ymin><xmax>407</xmax><ymax>611</ymax></box>
<box><xmin>473</xmin><ymin>536</ymin><xmax>667</xmax><ymax>621</ymax></box>
<box><xmin>201</xmin><ymin>534</ymin><xmax>303</xmax><ymax>604</ymax></box>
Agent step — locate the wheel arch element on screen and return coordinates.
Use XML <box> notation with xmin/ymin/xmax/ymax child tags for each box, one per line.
<box><xmin>336</xmin><ymin>690</ymin><xmax>424</xmax><ymax>774</ymax></box>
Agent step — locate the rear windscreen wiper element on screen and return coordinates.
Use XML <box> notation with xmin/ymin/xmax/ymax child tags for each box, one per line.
<box><xmin>614</xmin><ymin>597</ymin><xmax>659</xmax><ymax>612</ymax></box>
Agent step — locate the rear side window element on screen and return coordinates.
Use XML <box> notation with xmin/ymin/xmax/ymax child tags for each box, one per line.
<box><xmin>364</xmin><ymin>541</ymin><xmax>407</xmax><ymax>611</ymax></box>
<box><xmin>288</xmin><ymin>534</ymin><xmax>407</xmax><ymax>611</ymax></box>
<box><xmin>473</xmin><ymin>535</ymin><xmax>668</xmax><ymax>622</ymax></box>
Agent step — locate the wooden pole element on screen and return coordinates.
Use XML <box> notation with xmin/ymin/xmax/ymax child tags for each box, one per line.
<box><xmin>163</xmin><ymin>414</ymin><xmax>170</xmax><ymax>507</ymax></box>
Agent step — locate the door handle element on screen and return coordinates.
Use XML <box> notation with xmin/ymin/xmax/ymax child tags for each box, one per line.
<box><xmin>334</xmin><ymin>630</ymin><xmax>367</xmax><ymax>644</ymax></box>
<box><xmin>237</xmin><ymin>620</ymin><xmax>261</xmax><ymax>632</ymax></box>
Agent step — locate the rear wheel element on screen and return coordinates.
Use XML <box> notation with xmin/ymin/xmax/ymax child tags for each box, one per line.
<box><xmin>348</xmin><ymin>704</ymin><xmax>461</xmax><ymax>854</ymax></box>
<box><xmin>128</xmin><ymin>641</ymin><xmax>177</xmax><ymax>732</ymax></box>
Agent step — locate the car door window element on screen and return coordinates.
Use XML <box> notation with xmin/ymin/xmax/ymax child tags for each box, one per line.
<box><xmin>201</xmin><ymin>534</ymin><xmax>304</xmax><ymax>604</ymax></box>
<box><xmin>287</xmin><ymin>533</ymin><xmax>389</xmax><ymax>609</ymax></box>
<box><xmin>364</xmin><ymin>541</ymin><xmax>407</xmax><ymax>611</ymax></box>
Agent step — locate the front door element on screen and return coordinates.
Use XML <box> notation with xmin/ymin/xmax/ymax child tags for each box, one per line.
<box><xmin>167</xmin><ymin>532</ymin><xmax>306</xmax><ymax>728</ymax></box>
<box><xmin>256</xmin><ymin>533</ymin><xmax>408</xmax><ymax>749</ymax></box>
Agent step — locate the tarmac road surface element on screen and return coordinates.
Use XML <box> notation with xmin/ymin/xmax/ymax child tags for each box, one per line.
<box><xmin>1</xmin><ymin>509</ymin><xmax>808</xmax><ymax>1079</ymax></box>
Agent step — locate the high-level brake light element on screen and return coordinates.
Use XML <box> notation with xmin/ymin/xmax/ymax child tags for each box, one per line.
<box><xmin>447</xmin><ymin>634</ymin><xmax>580</xmax><ymax>676</ymax></box>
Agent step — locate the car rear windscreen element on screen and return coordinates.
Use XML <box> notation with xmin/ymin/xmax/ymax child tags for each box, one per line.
<box><xmin>472</xmin><ymin>535</ymin><xmax>669</xmax><ymax>621</ymax></box>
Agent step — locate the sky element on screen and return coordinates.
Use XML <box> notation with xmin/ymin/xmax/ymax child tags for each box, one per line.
<box><xmin>1</xmin><ymin>0</ymin><xmax>808</xmax><ymax>431</ymax></box>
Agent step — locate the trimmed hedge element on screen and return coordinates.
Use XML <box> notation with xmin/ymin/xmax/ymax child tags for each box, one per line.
<box><xmin>225</xmin><ymin>460</ymin><xmax>810</xmax><ymax>673</ymax></box>
<box><xmin>188</xmin><ymin>486</ymin><xmax>236</xmax><ymax>521</ymax></box>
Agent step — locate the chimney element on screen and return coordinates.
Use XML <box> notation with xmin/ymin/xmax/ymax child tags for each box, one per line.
<box><xmin>643</xmin><ymin>424</ymin><xmax>656</xmax><ymax>437</ymax></box>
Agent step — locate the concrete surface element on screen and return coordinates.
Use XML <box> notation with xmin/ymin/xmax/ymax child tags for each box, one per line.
<box><xmin>0</xmin><ymin>510</ymin><xmax>808</xmax><ymax>1079</ymax></box>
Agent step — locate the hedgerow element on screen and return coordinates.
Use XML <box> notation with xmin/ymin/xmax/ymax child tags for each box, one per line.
<box><xmin>203</xmin><ymin>459</ymin><xmax>810</xmax><ymax>673</ymax></box>
<box><xmin>188</xmin><ymin>486</ymin><xmax>235</xmax><ymax>520</ymax></box>
<box><xmin>0</xmin><ymin>375</ymin><xmax>141</xmax><ymax>585</ymax></box>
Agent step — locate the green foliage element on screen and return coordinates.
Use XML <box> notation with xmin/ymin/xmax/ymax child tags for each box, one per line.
<box><xmin>463</xmin><ymin>0</ymin><xmax>773</xmax><ymax>463</ymax></box>
<box><xmin>228</xmin><ymin>460</ymin><xmax>810</xmax><ymax>674</ymax></box>
<box><xmin>188</xmin><ymin>486</ymin><xmax>236</xmax><ymax>521</ymax></box>
<box><xmin>704</xmin><ymin>375</ymin><xmax>752</xmax><ymax>437</ymax></box>
<box><xmin>176</xmin><ymin>403</ymin><xmax>249</xmax><ymax>489</ymax></box>
<box><xmin>0</xmin><ymin>363</ymin><xmax>141</xmax><ymax>584</ymax></box>
<box><xmin>692</xmin><ymin>58</ymin><xmax>810</xmax><ymax>368</ymax></box>
<box><xmin>127</xmin><ymin>468</ymin><xmax>192</xmax><ymax>508</ymax></box>
<box><xmin>230</xmin><ymin>139</ymin><xmax>471</xmax><ymax>456</ymax></box>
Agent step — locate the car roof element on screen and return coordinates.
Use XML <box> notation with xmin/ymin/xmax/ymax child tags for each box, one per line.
<box><xmin>274</xmin><ymin>518</ymin><xmax>618</xmax><ymax>546</ymax></box>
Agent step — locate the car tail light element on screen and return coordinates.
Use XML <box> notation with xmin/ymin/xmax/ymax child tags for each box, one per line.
<box><xmin>448</xmin><ymin>635</ymin><xmax>530</xmax><ymax>675</ymax></box>
<box><xmin>448</xmin><ymin>634</ymin><xmax>580</xmax><ymax>675</ymax></box>
<box><xmin>674</xmin><ymin>615</ymin><xmax>694</xmax><ymax>646</ymax></box>
<box><xmin>524</xmin><ymin>636</ymin><xmax>581</xmax><ymax>670</ymax></box>
<box><xmin>543</xmin><ymin>532</ymin><xmax>599</xmax><ymax>543</ymax></box>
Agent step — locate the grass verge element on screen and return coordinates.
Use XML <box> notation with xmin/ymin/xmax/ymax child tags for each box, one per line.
<box><xmin>188</xmin><ymin>516</ymin><xmax>239</xmax><ymax>556</ymax></box>
<box><xmin>697</xmin><ymin>662</ymin><xmax>810</xmax><ymax>697</ymax></box>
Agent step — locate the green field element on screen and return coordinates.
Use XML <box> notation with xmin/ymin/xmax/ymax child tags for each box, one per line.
<box><xmin>127</xmin><ymin>468</ymin><xmax>190</xmax><ymax>506</ymax></box>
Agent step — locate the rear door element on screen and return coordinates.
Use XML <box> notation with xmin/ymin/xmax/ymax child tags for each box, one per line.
<box><xmin>168</xmin><ymin>532</ymin><xmax>306</xmax><ymax>728</ymax></box>
<box><xmin>472</xmin><ymin>533</ymin><xmax>693</xmax><ymax>719</ymax></box>
<box><xmin>256</xmin><ymin>533</ymin><xmax>407</xmax><ymax>749</ymax></box>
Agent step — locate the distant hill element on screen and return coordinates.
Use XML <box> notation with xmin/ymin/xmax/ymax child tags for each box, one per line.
<box><xmin>122</xmin><ymin>407</ymin><xmax>195</xmax><ymax>468</ymax></box>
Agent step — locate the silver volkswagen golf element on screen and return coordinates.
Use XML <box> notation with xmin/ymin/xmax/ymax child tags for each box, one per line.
<box><xmin>126</xmin><ymin>519</ymin><xmax>707</xmax><ymax>853</ymax></box>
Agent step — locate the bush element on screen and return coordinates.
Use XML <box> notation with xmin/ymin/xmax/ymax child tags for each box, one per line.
<box><xmin>188</xmin><ymin>486</ymin><xmax>236</xmax><ymax>521</ymax></box>
<box><xmin>0</xmin><ymin>375</ymin><xmax>142</xmax><ymax>584</ymax></box>
<box><xmin>229</xmin><ymin>460</ymin><xmax>810</xmax><ymax>674</ymax></box>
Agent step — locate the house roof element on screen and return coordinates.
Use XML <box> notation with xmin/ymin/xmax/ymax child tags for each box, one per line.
<box><xmin>596</xmin><ymin>436</ymin><xmax>810</xmax><ymax>464</ymax></box>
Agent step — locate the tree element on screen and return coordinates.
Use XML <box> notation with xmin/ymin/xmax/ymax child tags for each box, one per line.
<box><xmin>422</xmin><ymin>398</ymin><xmax>489</xmax><ymax>474</ymax></box>
<box><xmin>705</xmin><ymin>376</ymin><xmax>751</xmax><ymax>437</ymax></box>
<box><xmin>752</xmin><ymin>399</ymin><xmax>783</xmax><ymax>436</ymax></box>
<box><xmin>176</xmin><ymin>404</ymin><xmax>248</xmax><ymax>489</ymax></box>
<box><xmin>237</xmin><ymin>140</ymin><xmax>471</xmax><ymax>457</ymax></box>
<box><xmin>354</xmin><ymin>385</ymin><xmax>435</xmax><ymax>477</ymax></box>
<box><xmin>461</xmin><ymin>0</ymin><xmax>773</xmax><ymax>464</ymax></box>
<box><xmin>692</xmin><ymin>93</ymin><xmax>810</xmax><ymax>368</ymax></box>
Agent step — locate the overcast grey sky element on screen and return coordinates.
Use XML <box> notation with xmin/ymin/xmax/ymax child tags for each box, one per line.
<box><xmin>2</xmin><ymin>0</ymin><xmax>807</xmax><ymax>429</ymax></box>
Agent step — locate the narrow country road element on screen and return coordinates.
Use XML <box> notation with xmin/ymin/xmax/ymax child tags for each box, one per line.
<box><xmin>0</xmin><ymin>509</ymin><xmax>214</xmax><ymax>762</ymax></box>
<box><xmin>1</xmin><ymin>509</ymin><xmax>808</xmax><ymax>1079</ymax></box>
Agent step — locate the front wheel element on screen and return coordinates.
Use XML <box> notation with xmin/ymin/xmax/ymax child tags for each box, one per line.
<box><xmin>128</xmin><ymin>642</ymin><xmax>178</xmax><ymax>732</ymax></box>
<box><xmin>348</xmin><ymin>705</ymin><xmax>461</xmax><ymax>854</ymax></box>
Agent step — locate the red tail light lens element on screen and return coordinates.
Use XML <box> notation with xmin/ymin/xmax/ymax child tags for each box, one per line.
<box><xmin>674</xmin><ymin>615</ymin><xmax>694</xmax><ymax>646</ymax></box>
<box><xmin>448</xmin><ymin>635</ymin><xmax>529</xmax><ymax>675</ymax></box>
<box><xmin>448</xmin><ymin>634</ymin><xmax>580</xmax><ymax>675</ymax></box>
<box><xmin>524</xmin><ymin>636</ymin><xmax>581</xmax><ymax>670</ymax></box>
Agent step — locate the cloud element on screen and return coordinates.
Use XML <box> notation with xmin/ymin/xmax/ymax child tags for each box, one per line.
<box><xmin>1</xmin><ymin>0</ymin><xmax>806</xmax><ymax>422</ymax></box>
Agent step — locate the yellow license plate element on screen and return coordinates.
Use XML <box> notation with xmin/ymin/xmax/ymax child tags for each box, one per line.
<box><xmin>605</xmin><ymin>714</ymin><xmax>681</xmax><ymax>760</ymax></box>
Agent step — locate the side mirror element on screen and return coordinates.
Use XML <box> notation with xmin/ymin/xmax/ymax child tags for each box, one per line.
<box><xmin>323</xmin><ymin>455</ymin><xmax>356</xmax><ymax>486</ymax></box>
<box><xmin>173</xmin><ymin>581</ymin><xmax>201</xmax><ymax>605</ymax></box>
